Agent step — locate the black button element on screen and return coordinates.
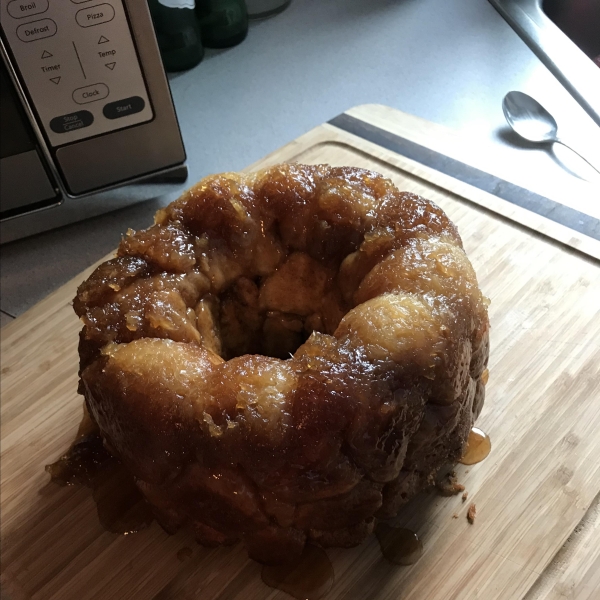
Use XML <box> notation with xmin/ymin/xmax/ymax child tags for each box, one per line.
<box><xmin>102</xmin><ymin>96</ymin><xmax>145</xmax><ymax>120</ymax></box>
<box><xmin>49</xmin><ymin>110</ymin><xmax>93</xmax><ymax>134</ymax></box>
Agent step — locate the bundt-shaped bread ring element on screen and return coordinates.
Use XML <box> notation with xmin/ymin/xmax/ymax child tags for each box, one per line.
<box><xmin>75</xmin><ymin>163</ymin><xmax>489</xmax><ymax>564</ymax></box>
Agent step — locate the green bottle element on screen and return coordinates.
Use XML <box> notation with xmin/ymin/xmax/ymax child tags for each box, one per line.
<box><xmin>195</xmin><ymin>0</ymin><xmax>249</xmax><ymax>49</ymax></box>
<box><xmin>148</xmin><ymin>0</ymin><xmax>204</xmax><ymax>72</ymax></box>
<box><xmin>246</xmin><ymin>0</ymin><xmax>291</xmax><ymax>19</ymax></box>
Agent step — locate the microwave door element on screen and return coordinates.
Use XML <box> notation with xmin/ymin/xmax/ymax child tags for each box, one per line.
<box><xmin>0</xmin><ymin>59</ymin><xmax>60</xmax><ymax>219</ymax></box>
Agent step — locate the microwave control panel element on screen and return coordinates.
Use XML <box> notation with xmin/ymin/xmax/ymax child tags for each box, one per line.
<box><xmin>0</xmin><ymin>0</ymin><xmax>153</xmax><ymax>147</ymax></box>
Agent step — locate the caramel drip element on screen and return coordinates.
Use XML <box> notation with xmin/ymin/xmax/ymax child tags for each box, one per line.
<box><xmin>45</xmin><ymin>409</ymin><xmax>153</xmax><ymax>535</ymax></box>
<box><xmin>177</xmin><ymin>547</ymin><xmax>193</xmax><ymax>562</ymax></box>
<box><xmin>459</xmin><ymin>427</ymin><xmax>491</xmax><ymax>465</ymax></box>
<box><xmin>375</xmin><ymin>523</ymin><xmax>423</xmax><ymax>565</ymax></box>
<box><xmin>261</xmin><ymin>545</ymin><xmax>334</xmax><ymax>600</ymax></box>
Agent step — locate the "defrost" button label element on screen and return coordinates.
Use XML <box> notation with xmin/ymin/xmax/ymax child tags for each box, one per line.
<box><xmin>16</xmin><ymin>18</ymin><xmax>56</xmax><ymax>41</ymax></box>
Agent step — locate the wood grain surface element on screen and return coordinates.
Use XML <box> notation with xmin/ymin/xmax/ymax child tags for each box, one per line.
<box><xmin>2</xmin><ymin>105</ymin><xmax>599</xmax><ymax>600</ymax></box>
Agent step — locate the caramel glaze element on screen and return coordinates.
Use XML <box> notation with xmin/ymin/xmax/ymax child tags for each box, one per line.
<box><xmin>177</xmin><ymin>547</ymin><xmax>193</xmax><ymax>562</ymax></box>
<box><xmin>74</xmin><ymin>163</ymin><xmax>491</xmax><ymax>561</ymax></box>
<box><xmin>45</xmin><ymin>409</ymin><xmax>153</xmax><ymax>535</ymax></box>
<box><xmin>375</xmin><ymin>523</ymin><xmax>423</xmax><ymax>566</ymax></box>
<box><xmin>261</xmin><ymin>545</ymin><xmax>334</xmax><ymax>600</ymax></box>
<box><xmin>459</xmin><ymin>427</ymin><xmax>491</xmax><ymax>466</ymax></box>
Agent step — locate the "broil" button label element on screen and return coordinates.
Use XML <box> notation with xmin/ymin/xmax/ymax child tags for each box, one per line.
<box><xmin>16</xmin><ymin>18</ymin><xmax>57</xmax><ymax>42</ymax></box>
<box><xmin>50</xmin><ymin>110</ymin><xmax>94</xmax><ymax>134</ymax></box>
<box><xmin>73</xmin><ymin>83</ymin><xmax>109</xmax><ymax>104</ymax></box>
<box><xmin>75</xmin><ymin>3</ymin><xmax>115</xmax><ymax>28</ymax></box>
<box><xmin>103</xmin><ymin>96</ymin><xmax>145</xmax><ymax>119</ymax></box>
<box><xmin>7</xmin><ymin>0</ymin><xmax>49</xmax><ymax>19</ymax></box>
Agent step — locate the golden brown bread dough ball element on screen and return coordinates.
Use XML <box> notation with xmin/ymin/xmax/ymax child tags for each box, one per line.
<box><xmin>75</xmin><ymin>163</ymin><xmax>489</xmax><ymax>563</ymax></box>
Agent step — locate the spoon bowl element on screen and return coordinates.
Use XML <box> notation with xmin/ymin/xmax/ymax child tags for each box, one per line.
<box><xmin>502</xmin><ymin>91</ymin><xmax>600</xmax><ymax>175</ymax></box>
<box><xmin>502</xmin><ymin>91</ymin><xmax>558</xmax><ymax>144</ymax></box>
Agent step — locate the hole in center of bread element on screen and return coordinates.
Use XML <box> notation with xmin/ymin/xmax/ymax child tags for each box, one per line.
<box><xmin>206</xmin><ymin>251</ymin><xmax>348</xmax><ymax>360</ymax></box>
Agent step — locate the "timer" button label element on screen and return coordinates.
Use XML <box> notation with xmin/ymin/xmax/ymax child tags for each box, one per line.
<box><xmin>41</xmin><ymin>63</ymin><xmax>60</xmax><ymax>73</ymax></box>
<box><xmin>75</xmin><ymin>4</ymin><xmax>115</xmax><ymax>28</ymax></box>
<box><xmin>50</xmin><ymin>110</ymin><xmax>94</xmax><ymax>134</ymax></box>
<box><xmin>73</xmin><ymin>83</ymin><xmax>109</xmax><ymax>104</ymax></box>
<box><xmin>7</xmin><ymin>0</ymin><xmax>49</xmax><ymax>19</ymax></box>
<box><xmin>16</xmin><ymin>18</ymin><xmax>57</xmax><ymax>42</ymax></box>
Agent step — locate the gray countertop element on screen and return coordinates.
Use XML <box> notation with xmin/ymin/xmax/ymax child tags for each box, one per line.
<box><xmin>1</xmin><ymin>0</ymin><xmax>599</xmax><ymax>326</ymax></box>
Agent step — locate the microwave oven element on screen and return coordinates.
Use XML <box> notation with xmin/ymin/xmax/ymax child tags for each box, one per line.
<box><xmin>0</xmin><ymin>0</ymin><xmax>187</xmax><ymax>243</ymax></box>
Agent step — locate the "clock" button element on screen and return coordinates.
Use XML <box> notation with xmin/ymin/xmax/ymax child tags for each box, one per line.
<box><xmin>75</xmin><ymin>4</ymin><xmax>115</xmax><ymax>28</ymax></box>
<box><xmin>73</xmin><ymin>83</ymin><xmax>109</xmax><ymax>104</ymax></box>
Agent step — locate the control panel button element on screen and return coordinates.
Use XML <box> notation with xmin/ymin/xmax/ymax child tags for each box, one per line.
<box><xmin>98</xmin><ymin>47</ymin><xmax>116</xmax><ymax>59</ymax></box>
<box><xmin>16</xmin><ymin>18</ymin><xmax>56</xmax><ymax>41</ymax></box>
<box><xmin>73</xmin><ymin>83</ymin><xmax>109</xmax><ymax>104</ymax></box>
<box><xmin>50</xmin><ymin>110</ymin><xmax>93</xmax><ymax>133</ymax></box>
<box><xmin>75</xmin><ymin>4</ymin><xmax>114</xmax><ymax>27</ymax></box>
<box><xmin>7</xmin><ymin>0</ymin><xmax>48</xmax><ymax>19</ymax></box>
<box><xmin>103</xmin><ymin>96</ymin><xmax>144</xmax><ymax>119</ymax></box>
<box><xmin>1</xmin><ymin>0</ymin><xmax>153</xmax><ymax>146</ymax></box>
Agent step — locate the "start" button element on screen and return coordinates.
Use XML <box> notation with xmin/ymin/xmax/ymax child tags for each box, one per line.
<box><xmin>103</xmin><ymin>96</ymin><xmax>145</xmax><ymax>120</ymax></box>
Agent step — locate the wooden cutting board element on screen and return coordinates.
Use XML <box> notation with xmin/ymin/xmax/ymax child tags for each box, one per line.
<box><xmin>2</xmin><ymin>105</ymin><xmax>599</xmax><ymax>600</ymax></box>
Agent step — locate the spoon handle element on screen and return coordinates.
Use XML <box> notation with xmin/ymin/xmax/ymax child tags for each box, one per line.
<box><xmin>554</xmin><ymin>138</ymin><xmax>600</xmax><ymax>176</ymax></box>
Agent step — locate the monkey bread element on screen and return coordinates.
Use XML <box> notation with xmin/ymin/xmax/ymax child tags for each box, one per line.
<box><xmin>74</xmin><ymin>163</ymin><xmax>489</xmax><ymax>564</ymax></box>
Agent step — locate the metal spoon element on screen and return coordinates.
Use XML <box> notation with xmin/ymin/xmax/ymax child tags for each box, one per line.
<box><xmin>502</xmin><ymin>91</ymin><xmax>600</xmax><ymax>175</ymax></box>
